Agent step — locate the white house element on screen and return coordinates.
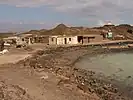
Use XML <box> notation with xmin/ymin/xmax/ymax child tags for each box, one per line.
<box><xmin>49</xmin><ymin>35</ymin><xmax>78</xmax><ymax>45</ymax></box>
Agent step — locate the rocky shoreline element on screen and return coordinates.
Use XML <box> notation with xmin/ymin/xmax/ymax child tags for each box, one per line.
<box><xmin>15</xmin><ymin>45</ymin><xmax>133</xmax><ymax>100</ymax></box>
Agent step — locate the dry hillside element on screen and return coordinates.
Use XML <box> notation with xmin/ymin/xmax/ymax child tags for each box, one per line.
<box><xmin>23</xmin><ymin>29</ymin><xmax>47</xmax><ymax>35</ymax></box>
<box><xmin>0</xmin><ymin>33</ymin><xmax>15</xmax><ymax>38</ymax></box>
<box><xmin>94</xmin><ymin>24</ymin><xmax>133</xmax><ymax>39</ymax></box>
<box><xmin>22</xmin><ymin>24</ymin><xmax>102</xmax><ymax>36</ymax></box>
<box><xmin>20</xmin><ymin>24</ymin><xmax>133</xmax><ymax>39</ymax></box>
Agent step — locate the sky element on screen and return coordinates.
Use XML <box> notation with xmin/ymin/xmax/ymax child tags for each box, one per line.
<box><xmin>0</xmin><ymin>0</ymin><xmax>133</xmax><ymax>32</ymax></box>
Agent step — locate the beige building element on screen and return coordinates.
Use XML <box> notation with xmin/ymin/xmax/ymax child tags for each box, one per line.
<box><xmin>33</xmin><ymin>35</ymin><xmax>49</xmax><ymax>44</ymax></box>
<box><xmin>3</xmin><ymin>34</ymin><xmax>34</xmax><ymax>46</ymax></box>
<box><xmin>18</xmin><ymin>34</ymin><xmax>34</xmax><ymax>45</ymax></box>
<box><xmin>49</xmin><ymin>35</ymin><xmax>78</xmax><ymax>45</ymax></box>
<box><xmin>49</xmin><ymin>34</ymin><xmax>103</xmax><ymax>45</ymax></box>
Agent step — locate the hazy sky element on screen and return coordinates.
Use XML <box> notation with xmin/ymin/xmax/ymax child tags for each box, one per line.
<box><xmin>0</xmin><ymin>0</ymin><xmax>133</xmax><ymax>32</ymax></box>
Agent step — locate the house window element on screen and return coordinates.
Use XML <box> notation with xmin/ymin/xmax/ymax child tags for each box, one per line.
<box><xmin>22</xmin><ymin>38</ymin><xmax>24</xmax><ymax>41</ymax></box>
<box><xmin>51</xmin><ymin>38</ymin><xmax>54</xmax><ymax>41</ymax></box>
<box><xmin>69</xmin><ymin>38</ymin><xmax>71</xmax><ymax>41</ymax></box>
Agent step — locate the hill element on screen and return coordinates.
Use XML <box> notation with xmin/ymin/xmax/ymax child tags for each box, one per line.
<box><xmin>0</xmin><ymin>32</ymin><xmax>15</xmax><ymax>38</ymax></box>
<box><xmin>23</xmin><ymin>24</ymin><xmax>101</xmax><ymax>36</ymax></box>
<box><xmin>93</xmin><ymin>24</ymin><xmax>133</xmax><ymax>39</ymax></box>
<box><xmin>22</xmin><ymin>29</ymin><xmax>47</xmax><ymax>35</ymax></box>
<box><xmin>21</xmin><ymin>23</ymin><xmax>133</xmax><ymax>39</ymax></box>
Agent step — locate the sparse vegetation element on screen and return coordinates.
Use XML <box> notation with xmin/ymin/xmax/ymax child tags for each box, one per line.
<box><xmin>19</xmin><ymin>24</ymin><xmax>133</xmax><ymax>40</ymax></box>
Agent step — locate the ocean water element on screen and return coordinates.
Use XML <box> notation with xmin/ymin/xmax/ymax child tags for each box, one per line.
<box><xmin>75</xmin><ymin>51</ymin><xmax>133</xmax><ymax>85</ymax></box>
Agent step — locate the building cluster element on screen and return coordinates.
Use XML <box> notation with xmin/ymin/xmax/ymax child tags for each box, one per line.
<box><xmin>0</xmin><ymin>29</ymin><xmax>126</xmax><ymax>50</ymax></box>
<box><xmin>49</xmin><ymin>34</ymin><xmax>103</xmax><ymax>45</ymax></box>
<box><xmin>3</xmin><ymin>34</ymin><xmax>49</xmax><ymax>48</ymax></box>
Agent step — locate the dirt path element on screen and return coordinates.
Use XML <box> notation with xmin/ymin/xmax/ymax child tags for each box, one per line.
<box><xmin>0</xmin><ymin>43</ymin><xmax>47</xmax><ymax>65</ymax></box>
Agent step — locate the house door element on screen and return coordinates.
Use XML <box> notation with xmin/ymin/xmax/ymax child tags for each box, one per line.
<box><xmin>55</xmin><ymin>38</ymin><xmax>57</xmax><ymax>44</ymax></box>
<box><xmin>64</xmin><ymin>38</ymin><xmax>67</xmax><ymax>44</ymax></box>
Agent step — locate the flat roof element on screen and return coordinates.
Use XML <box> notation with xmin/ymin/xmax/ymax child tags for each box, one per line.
<box><xmin>3</xmin><ymin>36</ymin><xmax>18</xmax><ymax>40</ymax></box>
<box><xmin>21</xmin><ymin>34</ymin><xmax>33</xmax><ymax>38</ymax></box>
<box><xmin>49</xmin><ymin>34</ymin><xmax>100</xmax><ymax>38</ymax></box>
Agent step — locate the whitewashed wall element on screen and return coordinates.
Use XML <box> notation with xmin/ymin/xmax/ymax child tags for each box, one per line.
<box><xmin>57</xmin><ymin>38</ymin><xmax>64</xmax><ymax>45</ymax></box>
<box><xmin>67</xmin><ymin>36</ymin><xmax>78</xmax><ymax>44</ymax></box>
<box><xmin>49</xmin><ymin>37</ymin><xmax>57</xmax><ymax>45</ymax></box>
<box><xmin>49</xmin><ymin>36</ymin><xmax>78</xmax><ymax>45</ymax></box>
<box><xmin>57</xmin><ymin>36</ymin><xmax>78</xmax><ymax>45</ymax></box>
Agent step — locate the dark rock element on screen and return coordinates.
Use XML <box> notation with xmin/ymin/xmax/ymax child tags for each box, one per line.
<box><xmin>0</xmin><ymin>91</ymin><xmax>4</xmax><ymax>99</ymax></box>
<box><xmin>127</xmin><ymin>76</ymin><xmax>132</xmax><ymax>79</ymax></box>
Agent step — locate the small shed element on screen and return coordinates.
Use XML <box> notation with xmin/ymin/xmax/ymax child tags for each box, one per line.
<box><xmin>17</xmin><ymin>34</ymin><xmax>34</xmax><ymax>45</ymax></box>
<box><xmin>106</xmin><ymin>30</ymin><xmax>113</xmax><ymax>39</ymax></box>
<box><xmin>3</xmin><ymin>36</ymin><xmax>18</xmax><ymax>44</ymax></box>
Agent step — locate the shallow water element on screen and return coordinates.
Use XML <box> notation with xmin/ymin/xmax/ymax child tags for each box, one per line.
<box><xmin>75</xmin><ymin>51</ymin><xmax>133</xmax><ymax>86</ymax></box>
